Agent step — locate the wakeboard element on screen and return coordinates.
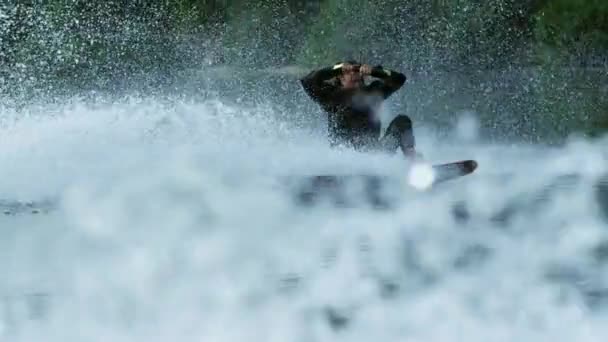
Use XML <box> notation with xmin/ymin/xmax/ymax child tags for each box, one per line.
<box><xmin>302</xmin><ymin>159</ymin><xmax>477</xmax><ymax>189</ymax></box>
<box><xmin>428</xmin><ymin>159</ymin><xmax>478</xmax><ymax>186</ymax></box>
<box><xmin>289</xmin><ymin>159</ymin><xmax>478</xmax><ymax>208</ymax></box>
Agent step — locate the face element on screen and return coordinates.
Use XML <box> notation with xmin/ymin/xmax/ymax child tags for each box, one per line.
<box><xmin>339</xmin><ymin>70</ymin><xmax>363</xmax><ymax>90</ymax></box>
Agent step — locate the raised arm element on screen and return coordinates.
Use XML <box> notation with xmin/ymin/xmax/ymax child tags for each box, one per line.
<box><xmin>299</xmin><ymin>64</ymin><xmax>343</xmax><ymax>103</ymax></box>
<box><xmin>369</xmin><ymin>65</ymin><xmax>407</xmax><ymax>99</ymax></box>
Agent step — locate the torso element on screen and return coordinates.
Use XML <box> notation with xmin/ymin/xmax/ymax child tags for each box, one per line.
<box><xmin>322</xmin><ymin>84</ymin><xmax>385</xmax><ymax>148</ymax></box>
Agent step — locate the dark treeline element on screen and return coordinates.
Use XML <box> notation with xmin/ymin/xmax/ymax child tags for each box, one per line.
<box><xmin>0</xmin><ymin>0</ymin><xmax>607</xmax><ymax>136</ymax></box>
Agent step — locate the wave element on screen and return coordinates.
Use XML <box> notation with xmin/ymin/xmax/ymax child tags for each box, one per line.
<box><xmin>1</xmin><ymin>97</ymin><xmax>607</xmax><ymax>341</ymax></box>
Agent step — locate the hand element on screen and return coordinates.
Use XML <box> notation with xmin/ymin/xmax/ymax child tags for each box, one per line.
<box><xmin>359</xmin><ymin>64</ymin><xmax>373</xmax><ymax>76</ymax></box>
<box><xmin>341</xmin><ymin>63</ymin><xmax>360</xmax><ymax>73</ymax></box>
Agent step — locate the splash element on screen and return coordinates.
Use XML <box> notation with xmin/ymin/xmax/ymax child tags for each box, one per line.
<box><xmin>1</xmin><ymin>96</ymin><xmax>608</xmax><ymax>342</ymax></box>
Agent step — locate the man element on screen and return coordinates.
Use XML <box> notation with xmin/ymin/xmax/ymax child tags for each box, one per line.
<box><xmin>300</xmin><ymin>61</ymin><xmax>419</xmax><ymax>159</ymax></box>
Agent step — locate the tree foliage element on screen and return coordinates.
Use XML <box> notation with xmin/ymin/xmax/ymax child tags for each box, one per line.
<box><xmin>1</xmin><ymin>0</ymin><xmax>607</xmax><ymax>136</ymax></box>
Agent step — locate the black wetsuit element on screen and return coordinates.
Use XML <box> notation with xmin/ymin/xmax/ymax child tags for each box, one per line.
<box><xmin>300</xmin><ymin>64</ymin><xmax>415</xmax><ymax>155</ymax></box>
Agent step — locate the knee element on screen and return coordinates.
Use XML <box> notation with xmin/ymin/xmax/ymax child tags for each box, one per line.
<box><xmin>391</xmin><ymin>115</ymin><xmax>412</xmax><ymax>131</ymax></box>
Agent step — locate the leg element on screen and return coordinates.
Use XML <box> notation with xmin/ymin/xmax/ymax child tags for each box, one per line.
<box><xmin>379</xmin><ymin>115</ymin><xmax>419</xmax><ymax>158</ymax></box>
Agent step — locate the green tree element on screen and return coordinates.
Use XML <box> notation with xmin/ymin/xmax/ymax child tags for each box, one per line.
<box><xmin>534</xmin><ymin>0</ymin><xmax>608</xmax><ymax>65</ymax></box>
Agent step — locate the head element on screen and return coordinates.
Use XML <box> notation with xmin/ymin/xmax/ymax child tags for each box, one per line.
<box><xmin>338</xmin><ymin>60</ymin><xmax>364</xmax><ymax>90</ymax></box>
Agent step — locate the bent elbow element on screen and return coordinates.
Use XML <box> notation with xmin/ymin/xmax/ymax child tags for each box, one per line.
<box><xmin>300</xmin><ymin>78</ymin><xmax>313</xmax><ymax>95</ymax></box>
<box><xmin>395</xmin><ymin>72</ymin><xmax>406</xmax><ymax>87</ymax></box>
<box><xmin>300</xmin><ymin>74</ymin><xmax>315</xmax><ymax>90</ymax></box>
<box><xmin>300</xmin><ymin>78</ymin><xmax>321</xmax><ymax>101</ymax></box>
<box><xmin>300</xmin><ymin>77</ymin><xmax>310</xmax><ymax>88</ymax></box>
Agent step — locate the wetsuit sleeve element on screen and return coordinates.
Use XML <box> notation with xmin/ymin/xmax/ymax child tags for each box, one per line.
<box><xmin>369</xmin><ymin>66</ymin><xmax>406</xmax><ymax>98</ymax></box>
<box><xmin>300</xmin><ymin>65</ymin><xmax>343</xmax><ymax>103</ymax></box>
